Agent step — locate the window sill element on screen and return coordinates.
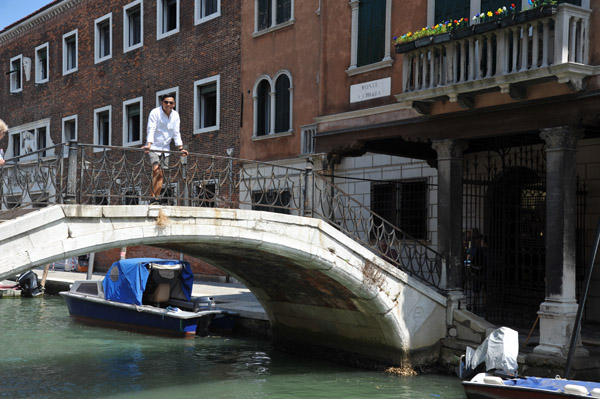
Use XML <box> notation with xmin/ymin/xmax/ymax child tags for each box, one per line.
<box><xmin>253</xmin><ymin>19</ymin><xmax>295</xmax><ymax>38</ymax></box>
<box><xmin>252</xmin><ymin>130</ymin><xmax>293</xmax><ymax>141</ymax></box>
<box><xmin>124</xmin><ymin>43</ymin><xmax>143</xmax><ymax>53</ymax></box>
<box><xmin>157</xmin><ymin>28</ymin><xmax>179</xmax><ymax>41</ymax></box>
<box><xmin>63</xmin><ymin>68</ymin><xmax>78</xmax><ymax>76</ymax></box>
<box><xmin>195</xmin><ymin>12</ymin><xmax>220</xmax><ymax>25</ymax></box>
<box><xmin>194</xmin><ymin>126</ymin><xmax>219</xmax><ymax>135</ymax></box>
<box><xmin>346</xmin><ymin>58</ymin><xmax>393</xmax><ymax>77</ymax></box>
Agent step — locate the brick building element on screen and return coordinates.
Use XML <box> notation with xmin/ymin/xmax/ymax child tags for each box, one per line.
<box><xmin>0</xmin><ymin>0</ymin><xmax>241</xmax><ymax>275</ymax></box>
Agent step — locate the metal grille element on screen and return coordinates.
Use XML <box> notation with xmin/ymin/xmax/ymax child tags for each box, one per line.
<box><xmin>463</xmin><ymin>141</ymin><xmax>587</xmax><ymax>327</ymax></box>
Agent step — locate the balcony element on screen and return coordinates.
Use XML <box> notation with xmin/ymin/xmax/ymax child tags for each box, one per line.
<box><xmin>395</xmin><ymin>4</ymin><xmax>595</xmax><ymax>114</ymax></box>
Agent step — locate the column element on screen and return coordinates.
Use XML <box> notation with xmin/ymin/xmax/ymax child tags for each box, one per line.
<box><xmin>534</xmin><ymin>126</ymin><xmax>587</xmax><ymax>357</ymax></box>
<box><xmin>348</xmin><ymin>0</ymin><xmax>360</xmax><ymax>70</ymax></box>
<box><xmin>432</xmin><ymin>139</ymin><xmax>467</xmax><ymax>292</ymax></box>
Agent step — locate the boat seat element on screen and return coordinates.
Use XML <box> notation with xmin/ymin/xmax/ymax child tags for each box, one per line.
<box><xmin>146</xmin><ymin>283</ymin><xmax>171</xmax><ymax>303</ymax></box>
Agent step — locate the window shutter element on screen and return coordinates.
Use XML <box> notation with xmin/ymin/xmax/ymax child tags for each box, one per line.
<box><xmin>256</xmin><ymin>80</ymin><xmax>270</xmax><ymax>136</ymax></box>
<box><xmin>434</xmin><ymin>0</ymin><xmax>469</xmax><ymax>25</ymax></box>
<box><xmin>357</xmin><ymin>0</ymin><xmax>385</xmax><ymax>67</ymax></box>
<box><xmin>275</xmin><ymin>75</ymin><xmax>290</xmax><ymax>133</ymax></box>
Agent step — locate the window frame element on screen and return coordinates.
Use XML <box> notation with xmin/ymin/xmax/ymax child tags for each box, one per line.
<box><xmin>253</xmin><ymin>76</ymin><xmax>272</xmax><ymax>138</ymax></box>
<box><xmin>62</xmin><ymin>115</ymin><xmax>78</xmax><ymax>157</ymax></box>
<box><xmin>9</xmin><ymin>55</ymin><xmax>23</xmax><ymax>93</ymax></box>
<box><xmin>195</xmin><ymin>0</ymin><xmax>221</xmax><ymax>25</ymax></box>
<box><xmin>254</xmin><ymin>0</ymin><xmax>295</xmax><ymax>36</ymax></box>
<box><xmin>273</xmin><ymin>71</ymin><xmax>293</xmax><ymax>134</ymax></box>
<box><xmin>156</xmin><ymin>87</ymin><xmax>180</xmax><ymax>111</ymax></box>
<box><xmin>157</xmin><ymin>0</ymin><xmax>180</xmax><ymax>40</ymax></box>
<box><xmin>95</xmin><ymin>13</ymin><xmax>113</xmax><ymax>64</ymax></box>
<box><xmin>35</xmin><ymin>43</ymin><xmax>50</xmax><ymax>84</ymax></box>
<box><xmin>123</xmin><ymin>97</ymin><xmax>144</xmax><ymax>146</ymax></box>
<box><xmin>193</xmin><ymin>75</ymin><xmax>220</xmax><ymax>134</ymax></box>
<box><xmin>124</xmin><ymin>0</ymin><xmax>144</xmax><ymax>52</ymax></box>
<box><xmin>347</xmin><ymin>0</ymin><xmax>392</xmax><ymax>75</ymax></box>
<box><xmin>62</xmin><ymin>29</ymin><xmax>78</xmax><ymax>75</ymax></box>
<box><xmin>93</xmin><ymin>106</ymin><xmax>112</xmax><ymax>151</ymax></box>
<box><xmin>6</xmin><ymin>119</ymin><xmax>51</xmax><ymax>160</ymax></box>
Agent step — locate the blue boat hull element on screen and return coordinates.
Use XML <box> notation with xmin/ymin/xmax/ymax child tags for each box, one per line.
<box><xmin>61</xmin><ymin>292</ymin><xmax>207</xmax><ymax>337</ymax></box>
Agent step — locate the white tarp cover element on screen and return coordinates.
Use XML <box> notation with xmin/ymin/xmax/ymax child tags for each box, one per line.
<box><xmin>466</xmin><ymin>327</ymin><xmax>519</xmax><ymax>372</ymax></box>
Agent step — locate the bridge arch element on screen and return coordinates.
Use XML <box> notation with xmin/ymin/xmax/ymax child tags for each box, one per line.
<box><xmin>0</xmin><ymin>204</ymin><xmax>447</xmax><ymax>365</ymax></box>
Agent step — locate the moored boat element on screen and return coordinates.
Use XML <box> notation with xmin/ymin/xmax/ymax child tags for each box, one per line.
<box><xmin>60</xmin><ymin>258</ymin><xmax>233</xmax><ymax>337</ymax></box>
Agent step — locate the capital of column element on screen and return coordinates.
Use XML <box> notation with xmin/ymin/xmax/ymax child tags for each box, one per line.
<box><xmin>349</xmin><ymin>0</ymin><xmax>359</xmax><ymax>10</ymax></box>
<box><xmin>540</xmin><ymin>126</ymin><xmax>584</xmax><ymax>151</ymax></box>
<box><xmin>431</xmin><ymin>139</ymin><xmax>468</xmax><ymax>160</ymax></box>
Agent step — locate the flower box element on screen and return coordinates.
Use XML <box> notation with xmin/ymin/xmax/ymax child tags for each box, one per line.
<box><xmin>451</xmin><ymin>26</ymin><xmax>474</xmax><ymax>39</ymax></box>
<box><xmin>414</xmin><ymin>36</ymin><xmax>434</xmax><ymax>48</ymax></box>
<box><xmin>395</xmin><ymin>41</ymin><xmax>416</xmax><ymax>54</ymax></box>
<box><xmin>512</xmin><ymin>11</ymin><xmax>528</xmax><ymax>24</ymax></box>
<box><xmin>498</xmin><ymin>15</ymin><xmax>517</xmax><ymax>28</ymax></box>
<box><xmin>527</xmin><ymin>4</ymin><xmax>558</xmax><ymax>20</ymax></box>
<box><xmin>433</xmin><ymin>32</ymin><xmax>452</xmax><ymax>44</ymax></box>
<box><xmin>473</xmin><ymin>20</ymin><xmax>499</xmax><ymax>34</ymax></box>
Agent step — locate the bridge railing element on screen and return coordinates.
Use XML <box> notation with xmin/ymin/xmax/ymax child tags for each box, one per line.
<box><xmin>0</xmin><ymin>142</ymin><xmax>446</xmax><ymax>289</ymax></box>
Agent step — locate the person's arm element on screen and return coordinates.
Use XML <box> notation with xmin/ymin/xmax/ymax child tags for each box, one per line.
<box><xmin>144</xmin><ymin>109</ymin><xmax>157</xmax><ymax>149</ymax></box>
<box><xmin>172</xmin><ymin>113</ymin><xmax>188</xmax><ymax>155</ymax></box>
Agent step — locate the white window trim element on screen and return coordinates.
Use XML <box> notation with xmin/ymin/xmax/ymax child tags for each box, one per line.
<box><xmin>348</xmin><ymin>0</ymin><xmax>392</xmax><ymax>73</ymax></box>
<box><xmin>35</xmin><ymin>43</ymin><xmax>50</xmax><ymax>84</ymax></box>
<box><xmin>7</xmin><ymin>119</ymin><xmax>51</xmax><ymax>159</ymax></box>
<box><xmin>253</xmin><ymin>0</ymin><xmax>295</xmax><ymax>36</ymax></box>
<box><xmin>124</xmin><ymin>0</ymin><xmax>144</xmax><ymax>53</ymax></box>
<box><xmin>123</xmin><ymin>97</ymin><xmax>144</xmax><ymax>147</ymax></box>
<box><xmin>193</xmin><ymin>75</ymin><xmax>220</xmax><ymax>134</ymax></box>
<box><xmin>95</xmin><ymin>13</ymin><xmax>113</xmax><ymax>64</ymax></box>
<box><xmin>252</xmin><ymin>75</ymin><xmax>272</xmax><ymax>138</ymax></box>
<box><xmin>157</xmin><ymin>0</ymin><xmax>180</xmax><ymax>40</ymax></box>
<box><xmin>156</xmin><ymin>87</ymin><xmax>180</xmax><ymax>109</ymax></box>
<box><xmin>9</xmin><ymin>54</ymin><xmax>23</xmax><ymax>93</ymax></box>
<box><xmin>93</xmin><ymin>106</ymin><xmax>112</xmax><ymax>151</ymax></box>
<box><xmin>195</xmin><ymin>0</ymin><xmax>221</xmax><ymax>25</ymax></box>
<box><xmin>273</xmin><ymin>70</ymin><xmax>294</xmax><ymax>134</ymax></box>
<box><xmin>62</xmin><ymin>115</ymin><xmax>78</xmax><ymax>157</ymax></box>
<box><xmin>62</xmin><ymin>29</ymin><xmax>78</xmax><ymax>75</ymax></box>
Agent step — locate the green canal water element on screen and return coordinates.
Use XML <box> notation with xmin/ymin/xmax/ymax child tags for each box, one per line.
<box><xmin>0</xmin><ymin>296</ymin><xmax>465</xmax><ymax>399</ymax></box>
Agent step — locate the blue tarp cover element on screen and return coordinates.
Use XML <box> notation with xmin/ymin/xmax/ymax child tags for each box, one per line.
<box><xmin>505</xmin><ymin>376</ymin><xmax>600</xmax><ymax>392</ymax></box>
<box><xmin>102</xmin><ymin>258</ymin><xmax>194</xmax><ymax>305</ymax></box>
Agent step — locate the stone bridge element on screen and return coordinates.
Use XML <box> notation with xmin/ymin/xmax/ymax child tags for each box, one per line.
<box><xmin>0</xmin><ymin>204</ymin><xmax>449</xmax><ymax>365</ymax></box>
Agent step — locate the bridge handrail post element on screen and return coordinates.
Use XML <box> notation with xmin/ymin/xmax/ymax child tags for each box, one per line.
<box><xmin>65</xmin><ymin>140</ymin><xmax>78</xmax><ymax>204</ymax></box>
<box><xmin>303</xmin><ymin>158</ymin><xmax>314</xmax><ymax>217</ymax></box>
<box><xmin>181</xmin><ymin>151</ymin><xmax>189</xmax><ymax>207</ymax></box>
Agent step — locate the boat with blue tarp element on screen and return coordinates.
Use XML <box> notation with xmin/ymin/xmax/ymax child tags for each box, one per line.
<box><xmin>60</xmin><ymin>258</ymin><xmax>234</xmax><ymax>337</ymax></box>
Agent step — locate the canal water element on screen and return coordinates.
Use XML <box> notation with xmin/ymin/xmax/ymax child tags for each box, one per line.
<box><xmin>1</xmin><ymin>296</ymin><xmax>465</xmax><ymax>399</ymax></box>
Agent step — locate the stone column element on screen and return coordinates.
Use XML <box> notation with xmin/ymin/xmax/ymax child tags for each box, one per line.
<box><xmin>534</xmin><ymin>126</ymin><xmax>587</xmax><ymax>357</ymax></box>
<box><xmin>348</xmin><ymin>0</ymin><xmax>360</xmax><ymax>70</ymax></box>
<box><xmin>432</xmin><ymin>139</ymin><xmax>467</xmax><ymax>292</ymax></box>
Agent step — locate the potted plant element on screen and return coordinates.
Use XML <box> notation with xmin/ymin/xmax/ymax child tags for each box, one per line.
<box><xmin>525</xmin><ymin>0</ymin><xmax>558</xmax><ymax>20</ymax></box>
<box><xmin>472</xmin><ymin>11</ymin><xmax>499</xmax><ymax>34</ymax></box>
<box><xmin>450</xmin><ymin>17</ymin><xmax>473</xmax><ymax>39</ymax></box>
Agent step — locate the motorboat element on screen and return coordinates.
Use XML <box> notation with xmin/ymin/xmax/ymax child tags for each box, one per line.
<box><xmin>460</xmin><ymin>327</ymin><xmax>600</xmax><ymax>398</ymax></box>
<box><xmin>60</xmin><ymin>258</ymin><xmax>233</xmax><ymax>337</ymax></box>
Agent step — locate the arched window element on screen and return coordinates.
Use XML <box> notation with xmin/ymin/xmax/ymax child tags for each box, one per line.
<box><xmin>274</xmin><ymin>74</ymin><xmax>291</xmax><ymax>133</ymax></box>
<box><xmin>256</xmin><ymin>79</ymin><xmax>271</xmax><ymax>136</ymax></box>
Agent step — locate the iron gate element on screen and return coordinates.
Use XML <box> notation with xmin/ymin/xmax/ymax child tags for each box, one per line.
<box><xmin>462</xmin><ymin>140</ymin><xmax>586</xmax><ymax>327</ymax></box>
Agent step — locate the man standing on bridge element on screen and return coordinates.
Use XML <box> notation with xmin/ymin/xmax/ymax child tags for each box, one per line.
<box><xmin>142</xmin><ymin>94</ymin><xmax>188</xmax><ymax>204</ymax></box>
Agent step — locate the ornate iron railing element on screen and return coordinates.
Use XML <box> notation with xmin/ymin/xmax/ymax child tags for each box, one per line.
<box><xmin>0</xmin><ymin>142</ymin><xmax>446</xmax><ymax>289</ymax></box>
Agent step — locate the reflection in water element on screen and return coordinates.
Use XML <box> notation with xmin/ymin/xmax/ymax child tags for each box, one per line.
<box><xmin>0</xmin><ymin>297</ymin><xmax>464</xmax><ymax>399</ymax></box>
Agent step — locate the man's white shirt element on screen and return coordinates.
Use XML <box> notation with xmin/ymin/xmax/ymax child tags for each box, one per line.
<box><xmin>146</xmin><ymin>106</ymin><xmax>182</xmax><ymax>151</ymax></box>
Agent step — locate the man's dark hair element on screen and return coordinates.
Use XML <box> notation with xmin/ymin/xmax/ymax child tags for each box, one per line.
<box><xmin>161</xmin><ymin>94</ymin><xmax>176</xmax><ymax>102</ymax></box>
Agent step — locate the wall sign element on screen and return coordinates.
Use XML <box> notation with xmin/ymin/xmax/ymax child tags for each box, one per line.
<box><xmin>350</xmin><ymin>77</ymin><xmax>391</xmax><ymax>103</ymax></box>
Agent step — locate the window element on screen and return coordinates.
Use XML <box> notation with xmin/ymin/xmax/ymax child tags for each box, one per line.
<box><xmin>434</xmin><ymin>0</ymin><xmax>470</xmax><ymax>25</ymax></box>
<box><xmin>253</xmin><ymin>71</ymin><xmax>292</xmax><ymax>137</ymax></box>
<box><xmin>371</xmin><ymin>180</ymin><xmax>428</xmax><ymax>240</ymax></box>
<box><xmin>157</xmin><ymin>0</ymin><xmax>179</xmax><ymax>39</ymax></box>
<box><xmin>95</xmin><ymin>14</ymin><xmax>112</xmax><ymax>63</ymax></box>
<box><xmin>195</xmin><ymin>0</ymin><xmax>220</xmax><ymax>24</ymax></box>
<box><xmin>7</xmin><ymin>121</ymin><xmax>50</xmax><ymax>159</ymax></box>
<box><xmin>357</xmin><ymin>0</ymin><xmax>386</xmax><ymax>67</ymax></box>
<box><xmin>274</xmin><ymin>73</ymin><xmax>291</xmax><ymax>133</ymax></box>
<box><xmin>124</xmin><ymin>0</ymin><xmax>143</xmax><ymax>52</ymax></box>
<box><xmin>156</xmin><ymin>87</ymin><xmax>179</xmax><ymax>109</ymax></box>
<box><xmin>62</xmin><ymin>115</ymin><xmax>78</xmax><ymax>157</ymax></box>
<box><xmin>255</xmin><ymin>79</ymin><xmax>271</xmax><ymax>137</ymax></box>
<box><xmin>35</xmin><ymin>43</ymin><xmax>49</xmax><ymax>84</ymax></box>
<box><xmin>194</xmin><ymin>75</ymin><xmax>219</xmax><ymax>134</ymax></box>
<box><xmin>193</xmin><ymin>180</ymin><xmax>216</xmax><ymax>207</ymax></box>
<box><xmin>252</xmin><ymin>189</ymin><xmax>291</xmax><ymax>214</ymax></box>
<box><xmin>62</xmin><ymin>30</ymin><xmax>78</xmax><ymax>75</ymax></box>
<box><xmin>9</xmin><ymin>55</ymin><xmax>23</xmax><ymax>93</ymax></box>
<box><xmin>348</xmin><ymin>0</ymin><xmax>391</xmax><ymax>72</ymax></box>
<box><xmin>123</xmin><ymin>97</ymin><xmax>143</xmax><ymax>146</ymax></box>
<box><xmin>255</xmin><ymin>0</ymin><xmax>293</xmax><ymax>33</ymax></box>
<box><xmin>121</xmin><ymin>186</ymin><xmax>141</xmax><ymax>205</ymax></box>
<box><xmin>94</xmin><ymin>106</ymin><xmax>112</xmax><ymax>148</ymax></box>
